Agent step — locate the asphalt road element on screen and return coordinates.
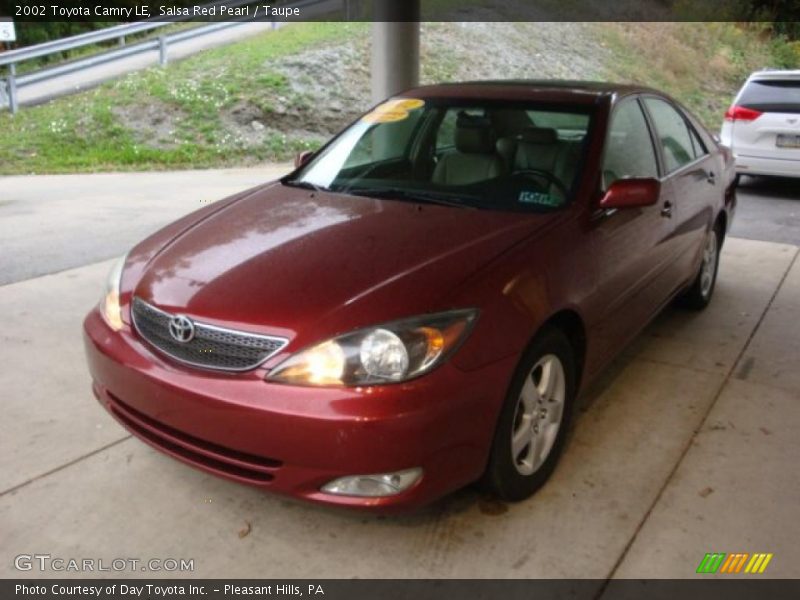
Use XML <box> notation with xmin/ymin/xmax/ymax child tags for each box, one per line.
<box><xmin>0</xmin><ymin>165</ymin><xmax>291</xmax><ymax>286</ymax></box>
<box><xmin>0</xmin><ymin>169</ymin><xmax>797</xmax><ymax>287</ymax></box>
<box><xmin>731</xmin><ymin>175</ymin><xmax>800</xmax><ymax>246</ymax></box>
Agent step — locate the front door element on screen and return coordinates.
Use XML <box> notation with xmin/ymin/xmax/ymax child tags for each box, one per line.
<box><xmin>585</xmin><ymin>97</ymin><xmax>675</xmax><ymax>373</ymax></box>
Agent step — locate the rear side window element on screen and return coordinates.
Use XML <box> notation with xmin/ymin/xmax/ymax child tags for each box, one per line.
<box><xmin>739</xmin><ymin>80</ymin><xmax>800</xmax><ymax>113</ymax></box>
<box><xmin>688</xmin><ymin>126</ymin><xmax>708</xmax><ymax>159</ymax></box>
<box><xmin>643</xmin><ymin>98</ymin><xmax>696</xmax><ymax>174</ymax></box>
<box><xmin>603</xmin><ymin>99</ymin><xmax>659</xmax><ymax>187</ymax></box>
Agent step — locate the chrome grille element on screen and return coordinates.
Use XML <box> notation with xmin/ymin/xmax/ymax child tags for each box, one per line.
<box><xmin>131</xmin><ymin>297</ymin><xmax>287</xmax><ymax>372</ymax></box>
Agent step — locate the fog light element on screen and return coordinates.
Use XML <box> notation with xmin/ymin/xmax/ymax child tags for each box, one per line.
<box><xmin>321</xmin><ymin>468</ymin><xmax>422</xmax><ymax>497</ymax></box>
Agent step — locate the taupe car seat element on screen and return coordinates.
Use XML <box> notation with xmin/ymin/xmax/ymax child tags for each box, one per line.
<box><xmin>497</xmin><ymin>127</ymin><xmax>580</xmax><ymax>189</ymax></box>
<box><xmin>433</xmin><ymin>115</ymin><xmax>504</xmax><ymax>186</ymax></box>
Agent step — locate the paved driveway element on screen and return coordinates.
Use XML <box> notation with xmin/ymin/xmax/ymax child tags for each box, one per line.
<box><xmin>0</xmin><ymin>169</ymin><xmax>798</xmax><ymax>581</ymax></box>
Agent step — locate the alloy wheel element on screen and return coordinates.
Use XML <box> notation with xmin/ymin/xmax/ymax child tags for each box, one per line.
<box><xmin>510</xmin><ymin>354</ymin><xmax>566</xmax><ymax>476</ymax></box>
<box><xmin>700</xmin><ymin>229</ymin><xmax>719</xmax><ymax>299</ymax></box>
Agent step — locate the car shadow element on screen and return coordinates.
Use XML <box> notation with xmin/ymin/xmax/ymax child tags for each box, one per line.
<box><xmin>273</xmin><ymin>306</ymin><xmax>671</xmax><ymax>524</ymax></box>
<box><xmin>737</xmin><ymin>174</ymin><xmax>800</xmax><ymax>200</ymax></box>
<box><xmin>283</xmin><ymin>332</ymin><xmax>649</xmax><ymax>525</ymax></box>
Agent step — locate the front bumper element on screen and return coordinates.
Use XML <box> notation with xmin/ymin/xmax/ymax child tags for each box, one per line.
<box><xmin>83</xmin><ymin>308</ymin><xmax>514</xmax><ymax>511</ymax></box>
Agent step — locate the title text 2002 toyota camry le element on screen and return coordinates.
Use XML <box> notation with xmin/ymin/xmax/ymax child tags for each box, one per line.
<box><xmin>83</xmin><ymin>81</ymin><xmax>736</xmax><ymax>511</ymax></box>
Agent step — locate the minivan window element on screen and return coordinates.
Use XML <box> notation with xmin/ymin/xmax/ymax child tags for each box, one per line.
<box><xmin>643</xmin><ymin>98</ymin><xmax>696</xmax><ymax>174</ymax></box>
<box><xmin>739</xmin><ymin>80</ymin><xmax>800</xmax><ymax>113</ymax></box>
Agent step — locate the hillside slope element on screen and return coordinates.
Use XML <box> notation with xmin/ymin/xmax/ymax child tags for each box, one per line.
<box><xmin>0</xmin><ymin>21</ymin><xmax>796</xmax><ymax>175</ymax></box>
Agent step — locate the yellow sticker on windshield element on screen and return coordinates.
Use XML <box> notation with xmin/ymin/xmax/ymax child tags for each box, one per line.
<box><xmin>362</xmin><ymin>109</ymin><xmax>411</xmax><ymax>124</ymax></box>
<box><xmin>392</xmin><ymin>98</ymin><xmax>425</xmax><ymax>111</ymax></box>
<box><xmin>362</xmin><ymin>98</ymin><xmax>425</xmax><ymax>124</ymax></box>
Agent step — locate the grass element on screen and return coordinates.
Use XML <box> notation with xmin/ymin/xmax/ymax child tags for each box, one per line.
<box><xmin>596</xmin><ymin>22</ymin><xmax>800</xmax><ymax>128</ymax></box>
<box><xmin>1</xmin><ymin>21</ymin><xmax>798</xmax><ymax>175</ymax></box>
<box><xmin>0</xmin><ymin>22</ymin><xmax>365</xmax><ymax>174</ymax></box>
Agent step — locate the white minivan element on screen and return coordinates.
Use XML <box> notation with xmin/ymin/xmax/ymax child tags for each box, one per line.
<box><xmin>720</xmin><ymin>70</ymin><xmax>800</xmax><ymax>180</ymax></box>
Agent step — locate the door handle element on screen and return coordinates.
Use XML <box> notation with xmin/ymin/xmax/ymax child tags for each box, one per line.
<box><xmin>661</xmin><ymin>201</ymin><xmax>673</xmax><ymax>218</ymax></box>
<box><xmin>706</xmin><ymin>170</ymin><xmax>716</xmax><ymax>184</ymax></box>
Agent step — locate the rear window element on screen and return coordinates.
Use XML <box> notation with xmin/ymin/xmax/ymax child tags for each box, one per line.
<box><xmin>739</xmin><ymin>80</ymin><xmax>800</xmax><ymax>113</ymax></box>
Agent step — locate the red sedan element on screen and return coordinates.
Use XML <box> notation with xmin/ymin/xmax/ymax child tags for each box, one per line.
<box><xmin>83</xmin><ymin>81</ymin><xmax>736</xmax><ymax>511</ymax></box>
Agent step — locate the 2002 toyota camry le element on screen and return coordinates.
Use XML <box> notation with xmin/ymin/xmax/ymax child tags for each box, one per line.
<box><xmin>84</xmin><ymin>81</ymin><xmax>736</xmax><ymax>511</ymax></box>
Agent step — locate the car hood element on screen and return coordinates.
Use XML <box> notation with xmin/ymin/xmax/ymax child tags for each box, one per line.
<box><xmin>132</xmin><ymin>183</ymin><xmax>559</xmax><ymax>346</ymax></box>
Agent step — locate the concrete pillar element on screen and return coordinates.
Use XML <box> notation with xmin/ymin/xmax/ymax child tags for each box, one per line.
<box><xmin>370</xmin><ymin>0</ymin><xmax>420</xmax><ymax>103</ymax></box>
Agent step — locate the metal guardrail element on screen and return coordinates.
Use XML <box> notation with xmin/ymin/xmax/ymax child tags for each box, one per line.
<box><xmin>0</xmin><ymin>0</ymin><xmax>349</xmax><ymax>113</ymax></box>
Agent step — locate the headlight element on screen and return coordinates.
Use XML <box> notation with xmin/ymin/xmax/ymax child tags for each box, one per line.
<box><xmin>267</xmin><ymin>309</ymin><xmax>478</xmax><ymax>386</ymax></box>
<box><xmin>101</xmin><ymin>254</ymin><xmax>127</xmax><ymax>331</ymax></box>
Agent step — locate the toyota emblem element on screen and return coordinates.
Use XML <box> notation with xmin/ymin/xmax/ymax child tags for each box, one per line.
<box><xmin>168</xmin><ymin>315</ymin><xmax>195</xmax><ymax>343</ymax></box>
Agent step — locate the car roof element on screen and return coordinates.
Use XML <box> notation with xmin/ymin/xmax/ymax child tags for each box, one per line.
<box><xmin>401</xmin><ymin>80</ymin><xmax>659</xmax><ymax>105</ymax></box>
<box><xmin>748</xmin><ymin>69</ymin><xmax>800</xmax><ymax>81</ymax></box>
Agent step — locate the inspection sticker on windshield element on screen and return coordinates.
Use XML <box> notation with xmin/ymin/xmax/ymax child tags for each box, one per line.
<box><xmin>362</xmin><ymin>98</ymin><xmax>425</xmax><ymax>124</ymax></box>
<box><xmin>519</xmin><ymin>191</ymin><xmax>560</xmax><ymax>207</ymax></box>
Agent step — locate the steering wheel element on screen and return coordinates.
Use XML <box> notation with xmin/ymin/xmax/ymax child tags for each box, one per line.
<box><xmin>514</xmin><ymin>168</ymin><xmax>569</xmax><ymax>198</ymax></box>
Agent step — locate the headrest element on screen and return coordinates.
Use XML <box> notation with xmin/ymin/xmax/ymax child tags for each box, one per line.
<box><xmin>496</xmin><ymin>137</ymin><xmax>517</xmax><ymax>160</ymax></box>
<box><xmin>519</xmin><ymin>127</ymin><xmax>558</xmax><ymax>145</ymax></box>
<box><xmin>455</xmin><ymin>112</ymin><xmax>496</xmax><ymax>154</ymax></box>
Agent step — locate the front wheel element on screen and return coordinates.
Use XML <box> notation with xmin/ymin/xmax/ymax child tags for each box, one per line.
<box><xmin>483</xmin><ymin>328</ymin><xmax>576</xmax><ymax>502</ymax></box>
<box><xmin>678</xmin><ymin>226</ymin><xmax>721</xmax><ymax>310</ymax></box>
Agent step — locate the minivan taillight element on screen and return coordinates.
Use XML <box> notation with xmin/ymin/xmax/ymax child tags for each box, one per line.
<box><xmin>724</xmin><ymin>105</ymin><xmax>763</xmax><ymax>122</ymax></box>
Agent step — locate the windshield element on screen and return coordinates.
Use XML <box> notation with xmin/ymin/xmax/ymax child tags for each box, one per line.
<box><xmin>285</xmin><ymin>97</ymin><xmax>594</xmax><ymax>211</ymax></box>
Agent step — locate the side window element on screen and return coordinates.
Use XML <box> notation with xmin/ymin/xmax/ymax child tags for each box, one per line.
<box><xmin>643</xmin><ymin>97</ymin><xmax>697</xmax><ymax>173</ymax></box>
<box><xmin>603</xmin><ymin>99</ymin><xmax>659</xmax><ymax>188</ymax></box>
<box><xmin>688</xmin><ymin>125</ymin><xmax>708</xmax><ymax>159</ymax></box>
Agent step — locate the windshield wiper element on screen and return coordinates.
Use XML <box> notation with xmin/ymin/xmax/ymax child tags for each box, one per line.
<box><xmin>345</xmin><ymin>187</ymin><xmax>476</xmax><ymax>209</ymax></box>
<box><xmin>282</xmin><ymin>179</ymin><xmax>329</xmax><ymax>193</ymax></box>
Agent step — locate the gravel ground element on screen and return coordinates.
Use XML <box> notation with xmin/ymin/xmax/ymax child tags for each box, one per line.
<box><xmin>268</xmin><ymin>22</ymin><xmax>608</xmax><ymax>141</ymax></box>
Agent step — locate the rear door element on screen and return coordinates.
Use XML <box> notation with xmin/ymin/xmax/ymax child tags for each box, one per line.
<box><xmin>642</xmin><ymin>96</ymin><xmax>716</xmax><ymax>291</ymax></box>
<box><xmin>732</xmin><ymin>77</ymin><xmax>800</xmax><ymax>160</ymax></box>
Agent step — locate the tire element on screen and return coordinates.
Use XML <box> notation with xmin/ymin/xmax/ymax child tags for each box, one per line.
<box><xmin>483</xmin><ymin>327</ymin><xmax>576</xmax><ymax>502</ymax></box>
<box><xmin>678</xmin><ymin>224</ymin><xmax>721</xmax><ymax>310</ymax></box>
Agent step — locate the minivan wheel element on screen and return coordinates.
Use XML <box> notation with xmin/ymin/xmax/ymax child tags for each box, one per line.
<box><xmin>679</xmin><ymin>226</ymin><xmax>721</xmax><ymax>310</ymax></box>
<box><xmin>483</xmin><ymin>328</ymin><xmax>576</xmax><ymax>502</ymax></box>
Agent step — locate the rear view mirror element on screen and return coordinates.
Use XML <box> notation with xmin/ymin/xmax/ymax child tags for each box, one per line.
<box><xmin>295</xmin><ymin>150</ymin><xmax>314</xmax><ymax>168</ymax></box>
<box><xmin>599</xmin><ymin>178</ymin><xmax>660</xmax><ymax>210</ymax></box>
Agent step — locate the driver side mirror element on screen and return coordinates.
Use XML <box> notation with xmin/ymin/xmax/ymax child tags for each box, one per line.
<box><xmin>599</xmin><ymin>178</ymin><xmax>660</xmax><ymax>210</ymax></box>
<box><xmin>294</xmin><ymin>150</ymin><xmax>314</xmax><ymax>168</ymax></box>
